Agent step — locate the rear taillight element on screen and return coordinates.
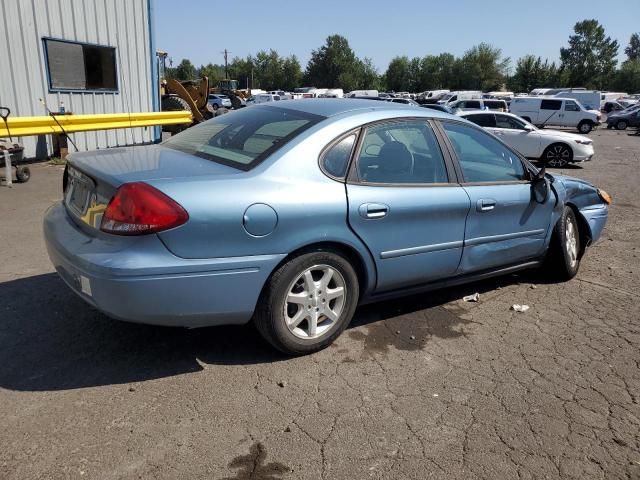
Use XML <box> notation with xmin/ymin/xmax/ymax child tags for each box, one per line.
<box><xmin>100</xmin><ymin>182</ymin><xmax>188</xmax><ymax>235</ymax></box>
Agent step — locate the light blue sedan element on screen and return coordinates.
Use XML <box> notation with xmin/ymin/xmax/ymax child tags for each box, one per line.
<box><xmin>44</xmin><ymin>100</ymin><xmax>611</xmax><ymax>354</ymax></box>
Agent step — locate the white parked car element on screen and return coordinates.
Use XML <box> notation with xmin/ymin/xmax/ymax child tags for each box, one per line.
<box><xmin>449</xmin><ymin>98</ymin><xmax>508</xmax><ymax>112</ymax></box>
<box><xmin>460</xmin><ymin>111</ymin><xmax>595</xmax><ymax>168</ymax></box>
<box><xmin>509</xmin><ymin>96</ymin><xmax>601</xmax><ymax>134</ymax></box>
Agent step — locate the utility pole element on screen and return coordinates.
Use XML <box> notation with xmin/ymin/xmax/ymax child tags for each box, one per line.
<box><xmin>223</xmin><ymin>49</ymin><xmax>229</xmax><ymax>79</ymax></box>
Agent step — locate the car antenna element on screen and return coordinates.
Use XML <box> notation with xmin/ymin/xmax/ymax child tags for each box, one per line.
<box><xmin>38</xmin><ymin>98</ymin><xmax>79</xmax><ymax>152</ymax></box>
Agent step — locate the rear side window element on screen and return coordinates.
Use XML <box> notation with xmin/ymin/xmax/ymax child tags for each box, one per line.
<box><xmin>541</xmin><ymin>99</ymin><xmax>562</xmax><ymax>110</ymax></box>
<box><xmin>163</xmin><ymin>106</ymin><xmax>324</xmax><ymax>170</ymax></box>
<box><xmin>485</xmin><ymin>100</ymin><xmax>506</xmax><ymax>111</ymax></box>
<box><xmin>321</xmin><ymin>134</ymin><xmax>356</xmax><ymax>179</ymax></box>
<box><xmin>465</xmin><ymin>100</ymin><xmax>481</xmax><ymax>109</ymax></box>
<box><xmin>442</xmin><ymin>122</ymin><xmax>525</xmax><ymax>183</ymax></box>
<box><xmin>465</xmin><ymin>113</ymin><xmax>496</xmax><ymax>127</ymax></box>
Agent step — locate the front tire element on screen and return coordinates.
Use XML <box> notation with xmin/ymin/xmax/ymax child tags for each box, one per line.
<box><xmin>545</xmin><ymin>207</ymin><xmax>581</xmax><ymax>281</ymax></box>
<box><xmin>616</xmin><ymin>120</ymin><xmax>628</xmax><ymax>130</ymax></box>
<box><xmin>578</xmin><ymin>121</ymin><xmax>593</xmax><ymax>134</ymax></box>
<box><xmin>542</xmin><ymin>143</ymin><xmax>573</xmax><ymax>168</ymax></box>
<box><xmin>15</xmin><ymin>166</ymin><xmax>31</xmax><ymax>183</ymax></box>
<box><xmin>254</xmin><ymin>251</ymin><xmax>359</xmax><ymax>355</ymax></box>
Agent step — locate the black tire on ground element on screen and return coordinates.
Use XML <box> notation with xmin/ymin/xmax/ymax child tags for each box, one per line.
<box><xmin>212</xmin><ymin>103</ymin><xmax>219</xmax><ymax>110</ymax></box>
<box><xmin>254</xmin><ymin>250</ymin><xmax>359</xmax><ymax>355</ymax></box>
<box><xmin>615</xmin><ymin>120</ymin><xmax>628</xmax><ymax>130</ymax></box>
<box><xmin>544</xmin><ymin>206</ymin><xmax>581</xmax><ymax>281</ymax></box>
<box><xmin>15</xmin><ymin>166</ymin><xmax>30</xmax><ymax>183</ymax></box>
<box><xmin>542</xmin><ymin>143</ymin><xmax>573</xmax><ymax>168</ymax></box>
<box><xmin>577</xmin><ymin>120</ymin><xmax>593</xmax><ymax>134</ymax></box>
<box><xmin>161</xmin><ymin>96</ymin><xmax>192</xmax><ymax>134</ymax></box>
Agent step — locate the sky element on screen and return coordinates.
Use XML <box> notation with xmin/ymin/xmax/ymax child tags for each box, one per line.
<box><xmin>154</xmin><ymin>0</ymin><xmax>640</xmax><ymax>74</ymax></box>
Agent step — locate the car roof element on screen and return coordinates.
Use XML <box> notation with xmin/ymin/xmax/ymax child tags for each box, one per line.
<box><xmin>252</xmin><ymin>98</ymin><xmax>449</xmax><ymax>119</ymax></box>
<box><xmin>459</xmin><ymin>110</ymin><xmax>513</xmax><ymax>116</ymax></box>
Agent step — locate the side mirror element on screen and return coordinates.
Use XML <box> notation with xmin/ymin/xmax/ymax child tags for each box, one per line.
<box><xmin>524</xmin><ymin>124</ymin><xmax>535</xmax><ymax>132</ymax></box>
<box><xmin>532</xmin><ymin>166</ymin><xmax>549</xmax><ymax>203</ymax></box>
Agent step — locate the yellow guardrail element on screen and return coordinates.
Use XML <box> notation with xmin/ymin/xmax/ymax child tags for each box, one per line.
<box><xmin>0</xmin><ymin>111</ymin><xmax>192</xmax><ymax>137</ymax></box>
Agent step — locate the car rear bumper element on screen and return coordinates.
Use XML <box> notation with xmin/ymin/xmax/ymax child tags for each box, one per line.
<box><xmin>43</xmin><ymin>202</ymin><xmax>285</xmax><ymax>327</ymax></box>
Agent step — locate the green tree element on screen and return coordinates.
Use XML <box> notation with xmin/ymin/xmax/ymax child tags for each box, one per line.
<box><xmin>174</xmin><ymin>58</ymin><xmax>196</xmax><ymax>80</ymax></box>
<box><xmin>508</xmin><ymin>55</ymin><xmax>560</xmax><ymax>92</ymax></box>
<box><xmin>304</xmin><ymin>35</ymin><xmax>363</xmax><ymax>90</ymax></box>
<box><xmin>624</xmin><ymin>33</ymin><xmax>640</xmax><ymax>61</ymax></box>
<box><xmin>281</xmin><ymin>55</ymin><xmax>303</xmax><ymax>91</ymax></box>
<box><xmin>198</xmin><ymin>63</ymin><xmax>225</xmax><ymax>86</ymax></box>
<box><xmin>384</xmin><ymin>56</ymin><xmax>411</xmax><ymax>92</ymax></box>
<box><xmin>614</xmin><ymin>60</ymin><xmax>640</xmax><ymax>92</ymax></box>
<box><xmin>559</xmin><ymin>19</ymin><xmax>619</xmax><ymax>89</ymax></box>
<box><xmin>228</xmin><ymin>56</ymin><xmax>255</xmax><ymax>89</ymax></box>
<box><xmin>355</xmin><ymin>57</ymin><xmax>381</xmax><ymax>90</ymax></box>
<box><xmin>459</xmin><ymin>43</ymin><xmax>509</xmax><ymax>91</ymax></box>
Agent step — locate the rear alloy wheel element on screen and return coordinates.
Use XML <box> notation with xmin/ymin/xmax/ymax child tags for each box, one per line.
<box><xmin>212</xmin><ymin>103</ymin><xmax>219</xmax><ymax>111</ymax></box>
<box><xmin>545</xmin><ymin>206</ymin><xmax>581</xmax><ymax>280</ymax></box>
<box><xmin>254</xmin><ymin>251</ymin><xmax>359</xmax><ymax>355</ymax></box>
<box><xmin>542</xmin><ymin>144</ymin><xmax>573</xmax><ymax>168</ymax></box>
<box><xmin>616</xmin><ymin>120</ymin><xmax>628</xmax><ymax>130</ymax></box>
<box><xmin>578</xmin><ymin>121</ymin><xmax>593</xmax><ymax>134</ymax></box>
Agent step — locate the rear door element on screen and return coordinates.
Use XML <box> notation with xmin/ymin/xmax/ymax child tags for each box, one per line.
<box><xmin>439</xmin><ymin>120</ymin><xmax>555</xmax><ymax>273</ymax></box>
<box><xmin>346</xmin><ymin>119</ymin><xmax>470</xmax><ymax>292</ymax></box>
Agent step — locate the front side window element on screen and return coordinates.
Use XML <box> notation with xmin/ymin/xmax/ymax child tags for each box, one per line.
<box><xmin>43</xmin><ymin>38</ymin><xmax>117</xmax><ymax>91</ymax></box>
<box><xmin>163</xmin><ymin>106</ymin><xmax>324</xmax><ymax>170</ymax></box>
<box><xmin>565</xmin><ymin>101</ymin><xmax>580</xmax><ymax>111</ymax></box>
<box><xmin>442</xmin><ymin>122</ymin><xmax>525</xmax><ymax>183</ymax></box>
<box><xmin>321</xmin><ymin>134</ymin><xmax>356</xmax><ymax>179</ymax></box>
<box><xmin>466</xmin><ymin>100</ymin><xmax>481</xmax><ymax>109</ymax></box>
<box><xmin>495</xmin><ymin>114</ymin><xmax>527</xmax><ymax>130</ymax></box>
<box><xmin>356</xmin><ymin>121</ymin><xmax>448</xmax><ymax>184</ymax></box>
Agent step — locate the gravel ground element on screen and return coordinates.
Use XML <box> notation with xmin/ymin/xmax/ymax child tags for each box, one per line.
<box><xmin>0</xmin><ymin>127</ymin><xmax>638</xmax><ymax>479</ymax></box>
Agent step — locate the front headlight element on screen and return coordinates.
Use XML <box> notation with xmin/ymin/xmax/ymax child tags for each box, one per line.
<box><xmin>597</xmin><ymin>189</ymin><xmax>612</xmax><ymax>205</ymax></box>
<box><xmin>575</xmin><ymin>139</ymin><xmax>593</xmax><ymax>145</ymax></box>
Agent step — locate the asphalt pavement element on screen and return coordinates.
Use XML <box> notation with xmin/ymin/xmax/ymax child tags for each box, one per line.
<box><xmin>0</xmin><ymin>127</ymin><xmax>638</xmax><ymax>479</ymax></box>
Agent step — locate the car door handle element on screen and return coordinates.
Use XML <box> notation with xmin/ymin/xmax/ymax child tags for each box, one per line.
<box><xmin>359</xmin><ymin>203</ymin><xmax>389</xmax><ymax>219</ymax></box>
<box><xmin>492</xmin><ymin>129</ymin><xmax>503</xmax><ymax>136</ymax></box>
<box><xmin>476</xmin><ymin>199</ymin><xmax>496</xmax><ymax>212</ymax></box>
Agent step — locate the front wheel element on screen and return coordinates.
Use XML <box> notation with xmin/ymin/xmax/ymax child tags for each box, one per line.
<box><xmin>578</xmin><ymin>121</ymin><xmax>593</xmax><ymax>134</ymax></box>
<box><xmin>542</xmin><ymin>143</ymin><xmax>573</xmax><ymax>168</ymax></box>
<box><xmin>15</xmin><ymin>166</ymin><xmax>30</xmax><ymax>183</ymax></box>
<box><xmin>544</xmin><ymin>207</ymin><xmax>581</xmax><ymax>281</ymax></box>
<box><xmin>254</xmin><ymin>251</ymin><xmax>359</xmax><ymax>355</ymax></box>
<box><xmin>616</xmin><ymin>120</ymin><xmax>628</xmax><ymax>130</ymax></box>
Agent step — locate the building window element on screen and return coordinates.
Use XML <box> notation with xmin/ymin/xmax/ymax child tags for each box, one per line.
<box><xmin>43</xmin><ymin>38</ymin><xmax>118</xmax><ymax>92</ymax></box>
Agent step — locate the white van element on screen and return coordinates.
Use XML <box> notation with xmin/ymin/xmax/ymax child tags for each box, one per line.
<box><xmin>438</xmin><ymin>91</ymin><xmax>482</xmax><ymax>105</ymax></box>
<box><xmin>509</xmin><ymin>96</ymin><xmax>601</xmax><ymax>133</ymax></box>
<box><xmin>449</xmin><ymin>98</ymin><xmax>508</xmax><ymax>111</ymax></box>
<box><xmin>246</xmin><ymin>93</ymin><xmax>281</xmax><ymax>105</ymax></box>
<box><xmin>346</xmin><ymin>90</ymin><xmax>378</xmax><ymax>98</ymax></box>
<box><xmin>551</xmin><ymin>90</ymin><xmax>601</xmax><ymax>111</ymax></box>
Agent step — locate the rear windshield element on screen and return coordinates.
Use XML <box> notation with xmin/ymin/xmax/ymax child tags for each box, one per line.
<box><xmin>162</xmin><ymin>106</ymin><xmax>324</xmax><ymax>170</ymax></box>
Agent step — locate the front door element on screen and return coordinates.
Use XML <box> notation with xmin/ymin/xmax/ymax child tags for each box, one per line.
<box><xmin>346</xmin><ymin>119</ymin><xmax>470</xmax><ymax>292</ymax></box>
<box><xmin>440</xmin><ymin>121</ymin><xmax>555</xmax><ymax>273</ymax></box>
<box><xmin>562</xmin><ymin>100</ymin><xmax>583</xmax><ymax>127</ymax></box>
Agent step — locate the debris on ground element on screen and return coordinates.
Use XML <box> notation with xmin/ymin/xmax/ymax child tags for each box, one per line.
<box><xmin>463</xmin><ymin>293</ymin><xmax>480</xmax><ymax>302</ymax></box>
<box><xmin>277</xmin><ymin>381</ymin><xmax>286</xmax><ymax>388</ymax></box>
<box><xmin>530</xmin><ymin>284</ymin><xmax>537</xmax><ymax>289</ymax></box>
<box><xmin>511</xmin><ymin>304</ymin><xmax>530</xmax><ymax>313</ymax></box>
<box><xmin>409</xmin><ymin>335</ymin><xmax>416</xmax><ymax>340</ymax></box>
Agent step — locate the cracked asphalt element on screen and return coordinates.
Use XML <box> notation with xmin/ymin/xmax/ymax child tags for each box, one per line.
<box><xmin>1</xmin><ymin>128</ymin><xmax>639</xmax><ymax>479</ymax></box>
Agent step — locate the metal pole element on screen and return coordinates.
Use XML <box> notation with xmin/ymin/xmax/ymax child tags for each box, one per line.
<box><xmin>3</xmin><ymin>150</ymin><xmax>12</xmax><ymax>187</ymax></box>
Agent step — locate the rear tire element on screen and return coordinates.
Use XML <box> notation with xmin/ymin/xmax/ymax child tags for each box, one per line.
<box><xmin>578</xmin><ymin>121</ymin><xmax>593</xmax><ymax>134</ymax></box>
<box><xmin>542</xmin><ymin>143</ymin><xmax>573</xmax><ymax>168</ymax></box>
<box><xmin>161</xmin><ymin>96</ymin><xmax>192</xmax><ymax>134</ymax></box>
<box><xmin>254</xmin><ymin>250</ymin><xmax>359</xmax><ymax>355</ymax></box>
<box><xmin>616</xmin><ymin>120</ymin><xmax>628</xmax><ymax>130</ymax></box>
<box><xmin>15</xmin><ymin>166</ymin><xmax>30</xmax><ymax>183</ymax></box>
<box><xmin>544</xmin><ymin>206</ymin><xmax>581</xmax><ymax>281</ymax></box>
